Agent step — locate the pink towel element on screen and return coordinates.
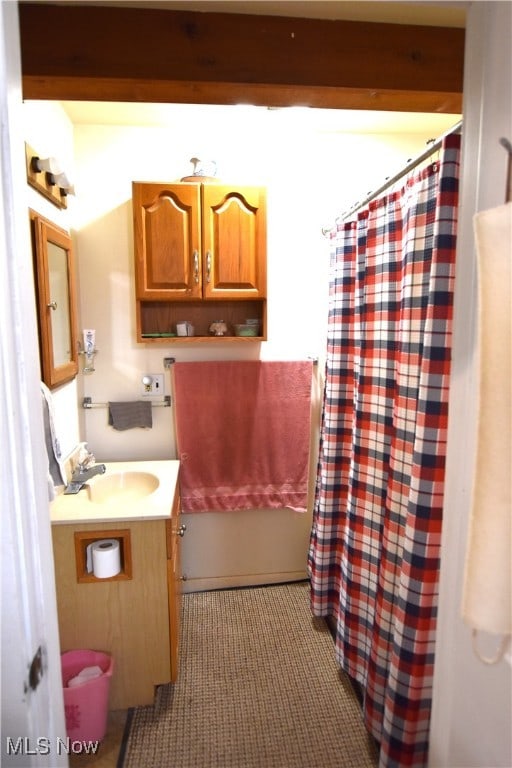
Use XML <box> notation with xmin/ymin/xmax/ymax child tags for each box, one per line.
<box><xmin>173</xmin><ymin>361</ymin><xmax>313</xmax><ymax>512</ymax></box>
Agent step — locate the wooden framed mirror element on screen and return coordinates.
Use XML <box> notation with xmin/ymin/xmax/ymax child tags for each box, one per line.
<box><xmin>30</xmin><ymin>210</ymin><xmax>78</xmax><ymax>388</ymax></box>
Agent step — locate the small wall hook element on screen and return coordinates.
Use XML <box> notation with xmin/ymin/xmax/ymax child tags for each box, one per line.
<box><xmin>499</xmin><ymin>137</ymin><xmax>512</xmax><ymax>155</ymax></box>
<box><xmin>499</xmin><ymin>137</ymin><xmax>512</xmax><ymax>203</ymax></box>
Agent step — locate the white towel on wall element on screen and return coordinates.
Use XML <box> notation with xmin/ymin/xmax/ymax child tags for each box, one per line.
<box><xmin>461</xmin><ymin>202</ymin><xmax>511</xmax><ymax>648</ymax></box>
<box><xmin>41</xmin><ymin>381</ymin><xmax>67</xmax><ymax>499</ymax></box>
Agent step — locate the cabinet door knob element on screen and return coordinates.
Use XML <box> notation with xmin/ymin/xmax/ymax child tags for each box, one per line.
<box><xmin>178</xmin><ymin>524</ymin><xmax>187</xmax><ymax>537</ymax></box>
<box><xmin>47</xmin><ymin>300</ymin><xmax>58</xmax><ymax>310</ymax></box>
<box><xmin>193</xmin><ymin>250</ymin><xmax>199</xmax><ymax>283</ymax></box>
<box><xmin>206</xmin><ymin>251</ymin><xmax>211</xmax><ymax>283</ymax></box>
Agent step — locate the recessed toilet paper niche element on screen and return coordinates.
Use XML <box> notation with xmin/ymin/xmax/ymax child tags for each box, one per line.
<box><xmin>74</xmin><ymin>529</ymin><xmax>132</xmax><ymax>583</ymax></box>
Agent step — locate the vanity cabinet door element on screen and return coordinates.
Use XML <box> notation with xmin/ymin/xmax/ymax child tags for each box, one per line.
<box><xmin>167</xmin><ymin>490</ymin><xmax>183</xmax><ymax>682</ymax></box>
<box><xmin>133</xmin><ymin>183</ymin><xmax>202</xmax><ymax>300</ymax></box>
<box><xmin>168</xmin><ymin>540</ymin><xmax>181</xmax><ymax>681</ymax></box>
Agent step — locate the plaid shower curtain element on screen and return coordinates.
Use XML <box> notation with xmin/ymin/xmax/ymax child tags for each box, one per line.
<box><xmin>308</xmin><ymin>133</ymin><xmax>461</xmax><ymax>768</ymax></box>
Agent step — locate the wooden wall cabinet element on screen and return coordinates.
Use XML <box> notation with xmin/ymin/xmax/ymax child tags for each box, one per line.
<box><xmin>30</xmin><ymin>211</ymin><xmax>79</xmax><ymax>388</ymax></box>
<box><xmin>132</xmin><ymin>182</ymin><xmax>267</xmax><ymax>341</ymax></box>
<box><xmin>51</xmin><ymin>494</ymin><xmax>183</xmax><ymax>708</ymax></box>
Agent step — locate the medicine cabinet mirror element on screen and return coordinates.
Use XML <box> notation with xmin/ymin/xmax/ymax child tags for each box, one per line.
<box><xmin>30</xmin><ymin>210</ymin><xmax>78</xmax><ymax>389</ymax></box>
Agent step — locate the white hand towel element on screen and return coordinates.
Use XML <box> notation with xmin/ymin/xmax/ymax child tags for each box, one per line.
<box><xmin>40</xmin><ymin>381</ymin><xmax>67</xmax><ymax>498</ymax></box>
<box><xmin>461</xmin><ymin>202</ymin><xmax>511</xmax><ymax>654</ymax></box>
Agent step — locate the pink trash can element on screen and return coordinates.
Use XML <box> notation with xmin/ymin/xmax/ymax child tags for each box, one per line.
<box><xmin>61</xmin><ymin>650</ymin><xmax>114</xmax><ymax>743</ymax></box>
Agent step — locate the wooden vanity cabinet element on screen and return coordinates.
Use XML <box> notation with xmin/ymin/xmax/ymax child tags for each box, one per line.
<box><xmin>51</xmin><ymin>494</ymin><xmax>183</xmax><ymax>709</ymax></box>
<box><xmin>132</xmin><ymin>181</ymin><xmax>267</xmax><ymax>341</ymax></box>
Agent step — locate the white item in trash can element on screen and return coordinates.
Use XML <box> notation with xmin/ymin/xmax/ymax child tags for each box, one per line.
<box><xmin>67</xmin><ymin>665</ymin><xmax>104</xmax><ymax>688</ymax></box>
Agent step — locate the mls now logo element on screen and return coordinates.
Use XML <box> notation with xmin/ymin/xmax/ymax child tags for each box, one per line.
<box><xmin>6</xmin><ymin>738</ymin><xmax>51</xmax><ymax>756</ymax></box>
<box><xmin>57</xmin><ymin>738</ymin><xmax>100</xmax><ymax>755</ymax></box>
<box><xmin>6</xmin><ymin>737</ymin><xmax>100</xmax><ymax>756</ymax></box>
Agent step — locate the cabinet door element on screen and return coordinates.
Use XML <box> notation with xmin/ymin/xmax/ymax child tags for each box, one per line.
<box><xmin>31</xmin><ymin>212</ymin><xmax>79</xmax><ymax>389</ymax></box>
<box><xmin>201</xmin><ymin>185</ymin><xmax>266</xmax><ymax>299</ymax></box>
<box><xmin>167</xmin><ymin>490</ymin><xmax>182</xmax><ymax>682</ymax></box>
<box><xmin>133</xmin><ymin>182</ymin><xmax>202</xmax><ymax>300</ymax></box>
<box><xmin>168</xmin><ymin>537</ymin><xmax>181</xmax><ymax>681</ymax></box>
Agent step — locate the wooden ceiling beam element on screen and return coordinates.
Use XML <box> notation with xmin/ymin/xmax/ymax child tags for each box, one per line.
<box><xmin>18</xmin><ymin>3</ymin><xmax>464</xmax><ymax>113</ymax></box>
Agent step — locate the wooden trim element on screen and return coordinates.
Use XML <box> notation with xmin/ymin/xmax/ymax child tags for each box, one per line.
<box><xmin>19</xmin><ymin>4</ymin><xmax>464</xmax><ymax>113</ymax></box>
<box><xmin>73</xmin><ymin>529</ymin><xmax>132</xmax><ymax>583</ymax></box>
<box><xmin>20</xmin><ymin>76</ymin><xmax>463</xmax><ymax>114</ymax></box>
<box><xmin>25</xmin><ymin>144</ymin><xmax>67</xmax><ymax>209</ymax></box>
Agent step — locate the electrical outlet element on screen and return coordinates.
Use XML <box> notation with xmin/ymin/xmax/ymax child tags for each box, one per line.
<box><xmin>141</xmin><ymin>373</ymin><xmax>164</xmax><ymax>396</ymax></box>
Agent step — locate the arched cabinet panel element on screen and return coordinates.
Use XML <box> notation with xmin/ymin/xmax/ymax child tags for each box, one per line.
<box><xmin>133</xmin><ymin>184</ymin><xmax>201</xmax><ymax>299</ymax></box>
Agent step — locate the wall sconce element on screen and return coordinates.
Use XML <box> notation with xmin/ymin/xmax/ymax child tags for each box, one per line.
<box><xmin>25</xmin><ymin>143</ymin><xmax>75</xmax><ymax>209</ymax></box>
<box><xmin>31</xmin><ymin>155</ymin><xmax>62</xmax><ymax>175</ymax></box>
<box><xmin>53</xmin><ymin>173</ymin><xmax>75</xmax><ymax>197</ymax></box>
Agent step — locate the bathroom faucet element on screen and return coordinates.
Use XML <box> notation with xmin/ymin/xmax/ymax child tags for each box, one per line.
<box><xmin>64</xmin><ymin>462</ymin><xmax>106</xmax><ymax>495</ymax></box>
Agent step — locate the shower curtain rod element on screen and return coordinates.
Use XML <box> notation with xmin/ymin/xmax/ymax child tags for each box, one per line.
<box><xmin>324</xmin><ymin>119</ymin><xmax>463</xmax><ymax>232</ymax></box>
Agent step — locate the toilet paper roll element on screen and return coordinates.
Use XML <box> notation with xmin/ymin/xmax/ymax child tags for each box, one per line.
<box><xmin>91</xmin><ymin>539</ymin><xmax>121</xmax><ymax>579</ymax></box>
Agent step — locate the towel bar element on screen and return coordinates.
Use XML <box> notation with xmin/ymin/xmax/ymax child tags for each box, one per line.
<box><xmin>82</xmin><ymin>396</ymin><xmax>171</xmax><ymax>409</ymax></box>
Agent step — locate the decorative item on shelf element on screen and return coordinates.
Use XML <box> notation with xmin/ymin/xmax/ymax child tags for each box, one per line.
<box><xmin>180</xmin><ymin>157</ymin><xmax>218</xmax><ymax>183</ymax></box>
<box><xmin>25</xmin><ymin>143</ymin><xmax>75</xmax><ymax>209</ymax></box>
<box><xmin>245</xmin><ymin>318</ymin><xmax>260</xmax><ymax>334</ymax></box>
<box><xmin>79</xmin><ymin>329</ymin><xmax>98</xmax><ymax>373</ymax></box>
<box><xmin>176</xmin><ymin>321</ymin><xmax>194</xmax><ymax>337</ymax></box>
<box><xmin>209</xmin><ymin>320</ymin><xmax>228</xmax><ymax>336</ymax></box>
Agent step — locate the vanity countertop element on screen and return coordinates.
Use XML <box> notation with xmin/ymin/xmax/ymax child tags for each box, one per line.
<box><xmin>50</xmin><ymin>459</ymin><xmax>180</xmax><ymax>524</ymax></box>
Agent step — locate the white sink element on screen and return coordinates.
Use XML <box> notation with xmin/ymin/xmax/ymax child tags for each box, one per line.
<box><xmin>51</xmin><ymin>460</ymin><xmax>180</xmax><ymax>524</ymax></box>
<box><xmin>88</xmin><ymin>471</ymin><xmax>160</xmax><ymax>504</ymax></box>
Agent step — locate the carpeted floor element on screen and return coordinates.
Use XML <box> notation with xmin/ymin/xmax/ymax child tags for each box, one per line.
<box><xmin>118</xmin><ymin>582</ymin><xmax>379</xmax><ymax>768</ymax></box>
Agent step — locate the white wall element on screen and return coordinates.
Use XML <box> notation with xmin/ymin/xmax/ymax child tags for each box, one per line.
<box><xmin>430</xmin><ymin>2</ymin><xmax>512</xmax><ymax>766</ymax></box>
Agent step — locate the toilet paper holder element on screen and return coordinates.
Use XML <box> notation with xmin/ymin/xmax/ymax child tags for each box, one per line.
<box><xmin>74</xmin><ymin>529</ymin><xmax>132</xmax><ymax>583</ymax></box>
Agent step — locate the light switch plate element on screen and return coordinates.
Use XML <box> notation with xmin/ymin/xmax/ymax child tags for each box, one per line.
<box><xmin>141</xmin><ymin>373</ymin><xmax>164</xmax><ymax>396</ymax></box>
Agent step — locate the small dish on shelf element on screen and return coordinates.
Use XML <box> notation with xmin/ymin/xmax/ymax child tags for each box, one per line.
<box><xmin>141</xmin><ymin>332</ymin><xmax>177</xmax><ymax>338</ymax></box>
<box><xmin>234</xmin><ymin>324</ymin><xmax>258</xmax><ymax>337</ymax></box>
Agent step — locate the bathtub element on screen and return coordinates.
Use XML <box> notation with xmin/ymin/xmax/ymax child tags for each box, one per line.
<box><xmin>179</xmin><ymin>506</ymin><xmax>313</xmax><ymax>592</ymax></box>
